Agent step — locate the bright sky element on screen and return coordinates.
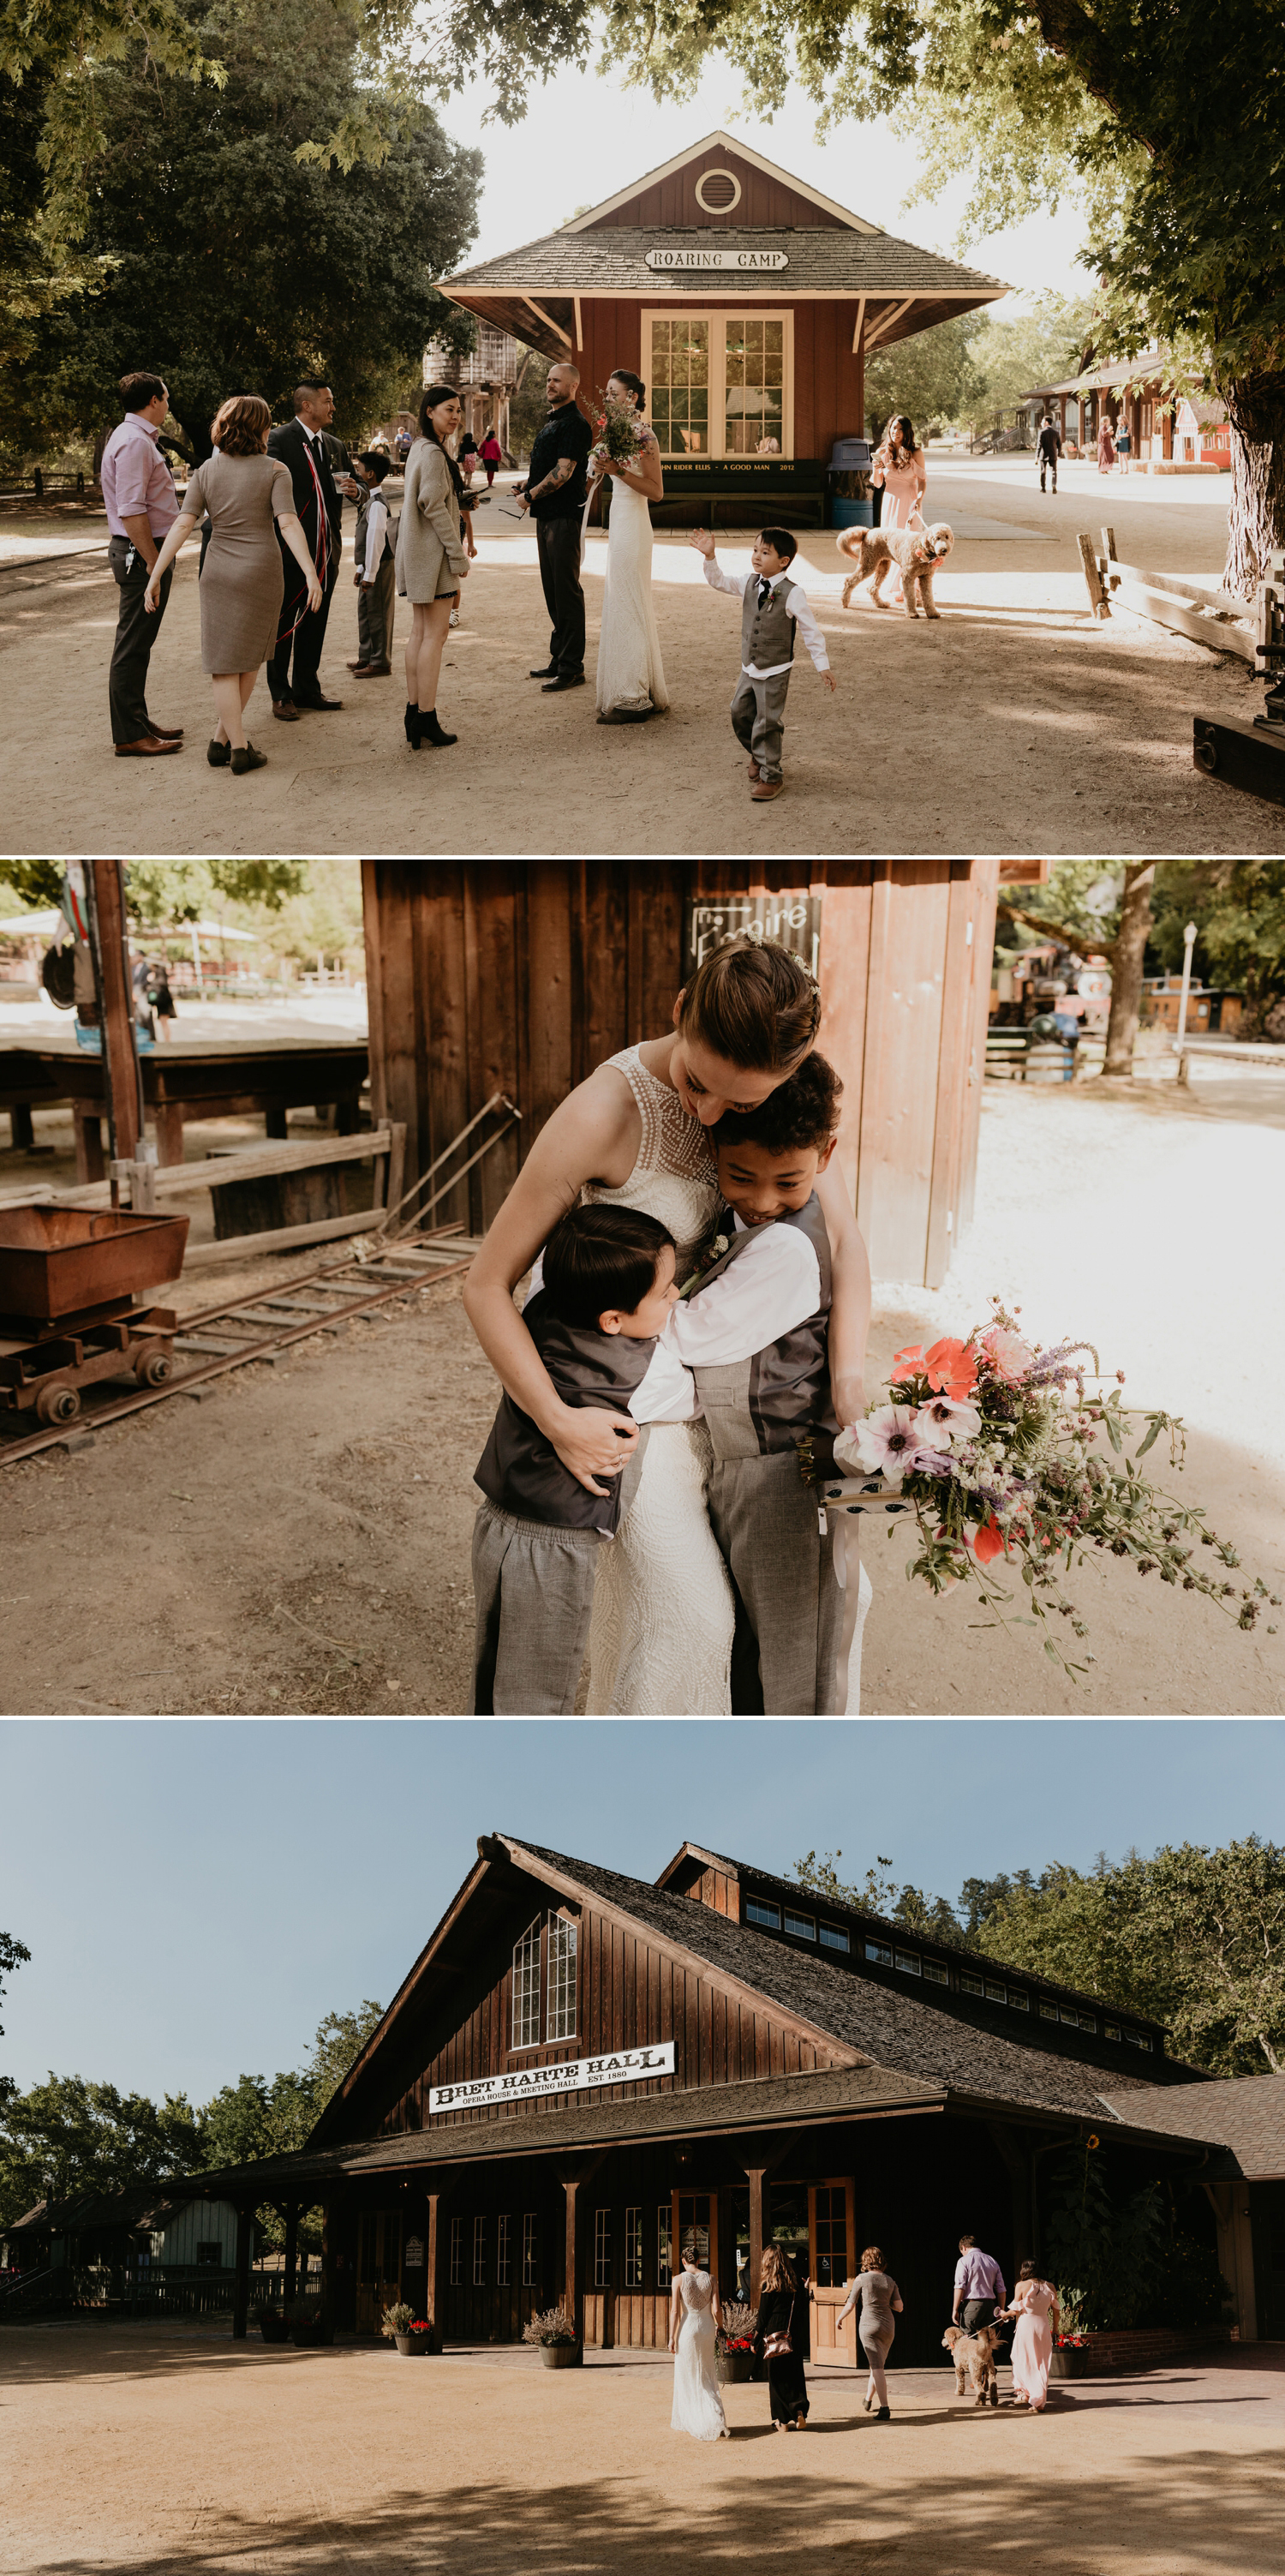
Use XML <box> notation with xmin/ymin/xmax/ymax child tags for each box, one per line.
<box><xmin>3</xmin><ymin>1718</ymin><xmax>1279</xmax><ymax>2105</ymax></box>
<box><xmin>441</xmin><ymin>56</ymin><xmax>1095</xmax><ymax>321</ymax></box>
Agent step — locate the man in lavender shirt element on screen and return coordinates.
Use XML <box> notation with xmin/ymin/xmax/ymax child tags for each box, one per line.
<box><xmin>953</xmin><ymin>2234</ymin><xmax>1007</xmax><ymax>2334</ymax></box>
<box><xmin>100</xmin><ymin>370</ymin><xmax>183</xmax><ymax>757</ymax></box>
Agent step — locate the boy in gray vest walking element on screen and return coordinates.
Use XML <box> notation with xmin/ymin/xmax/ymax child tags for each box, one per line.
<box><xmin>349</xmin><ymin>450</ymin><xmax>397</xmax><ymax>676</ymax></box>
<box><xmin>690</xmin><ymin>524</ymin><xmax>836</xmax><ymax>801</ymax></box>
<box><xmin>470</xmin><ymin>1203</ymin><xmax>696</xmax><ymax>1715</ymax></box>
<box><xmin>664</xmin><ymin>1052</ymin><xmax>853</xmax><ymax>1712</ymax></box>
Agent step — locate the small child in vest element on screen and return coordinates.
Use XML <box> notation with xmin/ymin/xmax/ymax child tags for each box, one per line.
<box><xmin>662</xmin><ymin>1052</ymin><xmax>852</xmax><ymax>1714</ymax></box>
<box><xmin>350</xmin><ymin>450</ymin><xmax>397</xmax><ymax>676</ymax></box>
<box><xmin>470</xmin><ymin>1202</ymin><xmax>695</xmax><ymax>1715</ymax></box>
<box><xmin>689</xmin><ymin>524</ymin><xmax>836</xmax><ymax>802</ymax></box>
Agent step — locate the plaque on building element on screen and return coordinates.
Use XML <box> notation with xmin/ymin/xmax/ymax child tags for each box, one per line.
<box><xmin>645</xmin><ymin>246</ymin><xmax>790</xmax><ymax>272</ymax></box>
<box><xmin>404</xmin><ymin>2237</ymin><xmax>426</xmax><ymax>2268</ymax></box>
<box><xmin>428</xmin><ymin>2041</ymin><xmax>675</xmax><ymax>2117</ymax></box>
<box><xmin>684</xmin><ymin>890</ymin><xmax>822</xmax><ymax>979</ymax></box>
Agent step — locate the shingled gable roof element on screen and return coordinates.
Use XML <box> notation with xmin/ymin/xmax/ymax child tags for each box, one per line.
<box><xmin>441</xmin><ymin>225</ymin><xmax>1007</xmax><ymax>305</ymax></box>
<box><xmin>504</xmin><ymin>1838</ymin><xmax>1192</xmax><ymax>2130</ymax></box>
<box><xmin>656</xmin><ymin>1841</ymin><xmax>1175</xmax><ymax>2045</ymax></box>
<box><xmin>1097</xmin><ymin>2077</ymin><xmax>1285</xmax><ymax>2179</ymax></box>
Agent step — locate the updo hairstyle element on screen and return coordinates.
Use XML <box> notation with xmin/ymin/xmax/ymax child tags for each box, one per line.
<box><xmin>678</xmin><ymin>933</ymin><xmax>822</xmax><ymax>1072</ymax></box>
<box><xmin>212</xmin><ymin>394</ymin><xmax>271</xmax><ymax>456</ymax></box>
<box><xmin>861</xmin><ymin>2246</ymin><xmax>884</xmax><ymax>2271</ymax></box>
<box><xmin>609</xmin><ymin>368</ymin><xmax>647</xmax><ymax>408</ymax></box>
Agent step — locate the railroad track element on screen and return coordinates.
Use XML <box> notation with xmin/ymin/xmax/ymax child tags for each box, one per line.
<box><xmin>0</xmin><ymin>1231</ymin><xmax>476</xmax><ymax>1467</ymax></box>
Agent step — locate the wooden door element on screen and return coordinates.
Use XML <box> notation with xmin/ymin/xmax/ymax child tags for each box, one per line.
<box><xmin>355</xmin><ymin>2211</ymin><xmax>402</xmax><ymax>2333</ymax></box>
<box><xmin>672</xmin><ymin>2190</ymin><xmax>718</xmax><ymax>2288</ymax></box>
<box><xmin>809</xmin><ymin>2180</ymin><xmax>858</xmax><ymax>2369</ymax></box>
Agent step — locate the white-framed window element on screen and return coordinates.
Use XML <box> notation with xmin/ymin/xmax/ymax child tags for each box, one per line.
<box><xmin>1104</xmin><ymin>2021</ymin><xmax>1121</xmax><ymax>2041</ymax></box>
<box><xmin>895</xmin><ymin>1949</ymin><xmax>922</xmax><ymax>1976</ymax></box>
<box><xmin>1079</xmin><ymin>2014</ymin><xmax>1097</xmax><ymax>2034</ymax></box>
<box><xmin>594</xmin><ymin>2208</ymin><xmax>612</xmax><ymax>2290</ymax></box>
<box><xmin>1039</xmin><ymin>2001</ymin><xmax>1058</xmax><ymax>2022</ymax></box>
<box><xmin>522</xmin><ymin>2213</ymin><xmax>539</xmax><ymax>2287</ymax></box>
<box><xmin>657</xmin><ymin>2206</ymin><xmax>672</xmax><ymax>2287</ymax></box>
<box><xmin>866</xmin><ymin>1939</ymin><xmax>893</xmax><ymax>1967</ymax></box>
<box><xmin>548</xmin><ymin>1912</ymin><xmax>578</xmax><ymax>2043</ymax></box>
<box><xmin>512</xmin><ymin>1916</ymin><xmax>541</xmax><ymax>2049</ymax></box>
<box><xmin>1127</xmin><ymin>2029</ymin><xmax>1152</xmax><ymax>2051</ymax></box>
<box><xmin>646</xmin><ymin>309</ymin><xmax>794</xmax><ymax>460</ymax></box>
<box><xmin>820</xmin><ymin>1924</ymin><xmax>850</xmax><ymax>1954</ymax></box>
<box><xmin>923</xmin><ymin>1959</ymin><xmax>949</xmax><ymax>1986</ymax></box>
<box><xmin>1008</xmin><ymin>1990</ymin><xmax>1030</xmax><ymax>2012</ymax></box>
<box><xmin>784</xmin><ymin>1909</ymin><xmax>816</xmax><ymax>1942</ymax></box>
<box><xmin>449</xmin><ymin>2216</ymin><xmax>463</xmax><ymax>2285</ymax></box>
<box><xmin>497</xmin><ymin>2214</ymin><xmax>511</xmax><ymax>2286</ymax></box>
<box><xmin>986</xmin><ymin>1982</ymin><xmax>1007</xmax><ymax>2003</ymax></box>
<box><xmin>473</xmin><ymin>2216</ymin><xmax>486</xmax><ymax>2285</ymax></box>
<box><xmin>747</xmin><ymin>1897</ymin><xmax>780</xmax><ymax>1929</ymax></box>
<box><xmin>1060</xmin><ymin>2007</ymin><xmax>1079</xmax><ymax>2027</ymax></box>
<box><xmin>960</xmin><ymin>1970</ymin><xmax>984</xmax><ymax>1996</ymax></box>
<box><xmin>625</xmin><ymin>2208</ymin><xmax>642</xmax><ymax>2289</ymax></box>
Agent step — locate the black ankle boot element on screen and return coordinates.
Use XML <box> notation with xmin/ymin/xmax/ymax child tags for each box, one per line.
<box><xmin>421</xmin><ymin>710</ymin><xmax>457</xmax><ymax>747</ymax></box>
<box><xmin>404</xmin><ymin>702</ymin><xmax>420</xmax><ymax>746</ymax></box>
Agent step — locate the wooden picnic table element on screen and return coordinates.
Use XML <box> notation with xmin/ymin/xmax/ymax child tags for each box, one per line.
<box><xmin>1</xmin><ymin>1038</ymin><xmax>369</xmax><ymax>1177</ymax></box>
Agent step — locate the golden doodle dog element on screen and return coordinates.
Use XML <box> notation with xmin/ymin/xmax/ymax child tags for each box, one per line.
<box><xmin>836</xmin><ymin>520</ymin><xmax>954</xmax><ymax>618</ymax></box>
<box><xmin>942</xmin><ymin>2321</ymin><xmax>1002</xmax><ymax>2405</ymax></box>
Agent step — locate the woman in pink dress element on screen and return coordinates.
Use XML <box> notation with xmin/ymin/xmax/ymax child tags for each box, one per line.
<box><xmin>871</xmin><ymin>415</ymin><xmax>928</xmax><ymax>602</ymax></box>
<box><xmin>998</xmin><ymin>2259</ymin><xmax>1061</xmax><ymax>2410</ymax></box>
<box><xmin>1097</xmin><ymin>416</ymin><xmax>1117</xmax><ymax>473</ymax></box>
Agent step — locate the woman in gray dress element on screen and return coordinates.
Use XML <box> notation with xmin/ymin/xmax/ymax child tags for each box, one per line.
<box><xmin>396</xmin><ymin>382</ymin><xmax>469</xmax><ymax>749</ymax></box>
<box><xmin>144</xmin><ymin>394</ymin><xmax>323</xmax><ymax>774</ymax></box>
<box><xmin>836</xmin><ymin>2245</ymin><xmax>904</xmax><ymax>2421</ymax></box>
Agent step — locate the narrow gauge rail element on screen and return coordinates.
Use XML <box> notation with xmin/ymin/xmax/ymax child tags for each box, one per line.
<box><xmin>0</xmin><ymin>1231</ymin><xmax>475</xmax><ymax>1468</ymax></box>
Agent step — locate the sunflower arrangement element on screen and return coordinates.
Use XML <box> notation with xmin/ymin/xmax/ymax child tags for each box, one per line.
<box><xmin>833</xmin><ymin>1300</ymin><xmax>1279</xmax><ymax>1680</ymax></box>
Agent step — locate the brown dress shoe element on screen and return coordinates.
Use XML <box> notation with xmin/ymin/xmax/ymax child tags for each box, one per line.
<box><xmin>146</xmin><ymin>721</ymin><xmax>184</xmax><ymax>740</ymax></box>
<box><xmin>747</xmin><ymin>755</ymin><xmax>762</xmax><ymax>781</ymax></box>
<box><xmin>750</xmin><ymin>776</ymin><xmax>784</xmax><ymax>800</ymax></box>
<box><xmin>346</xmin><ymin>659</ymin><xmax>369</xmax><ymax>672</ymax></box>
<box><xmin>354</xmin><ymin>662</ymin><xmax>392</xmax><ymax>678</ymax></box>
<box><xmin>115</xmin><ymin>735</ymin><xmax>181</xmax><ymax>757</ymax></box>
<box><xmin>272</xmin><ymin>701</ymin><xmax>302</xmax><ymax>722</ymax></box>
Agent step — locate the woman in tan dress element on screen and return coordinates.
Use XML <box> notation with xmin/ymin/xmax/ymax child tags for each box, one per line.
<box><xmin>144</xmin><ymin>394</ymin><xmax>323</xmax><ymax>774</ymax></box>
<box><xmin>395</xmin><ymin>382</ymin><xmax>469</xmax><ymax>749</ymax></box>
<box><xmin>836</xmin><ymin>2245</ymin><xmax>904</xmax><ymax>2420</ymax></box>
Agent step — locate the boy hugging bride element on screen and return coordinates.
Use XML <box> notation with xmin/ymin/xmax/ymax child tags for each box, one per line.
<box><xmin>469</xmin><ymin>1051</ymin><xmax>870</xmax><ymax>1717</ymax></box>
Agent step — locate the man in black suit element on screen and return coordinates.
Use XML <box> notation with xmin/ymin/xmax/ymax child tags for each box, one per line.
<box><xmin>266</xmin><ymin>380</ymin><xmax>356</xmax><ymax>718</ymax></box>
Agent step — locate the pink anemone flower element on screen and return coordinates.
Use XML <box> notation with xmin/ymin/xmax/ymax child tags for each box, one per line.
<box><xmin>838</xmin><ymin>1406</ymin><xmax>932</xmax><ymax>1486</ymax></box>
<box><xmin>911</xmin><ymin>1393</ymin><xmax>983</xmax><ymax>1446</ymax></box>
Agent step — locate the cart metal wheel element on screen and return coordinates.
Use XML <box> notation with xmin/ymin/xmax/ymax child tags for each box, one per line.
<box><xmin>1193</xmin><ymin>736</ymin><xmax>1218</xmax><ymax>775</ymax></box>
<box><xmin>134</xmin><ymin>1348</ymin><xmax>173</xmax><ymax>1387</ymax></box>
<box><xmin>36</xmin><ymin>1381</ymin><xmax>81</xmax><ymax>1426</ymax></box>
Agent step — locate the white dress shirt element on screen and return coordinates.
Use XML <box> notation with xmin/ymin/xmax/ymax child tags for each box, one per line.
<box><xmin>702</xmin><ymin>560</ymin><xmax>831</xmax><ymax>678</ymax></box>
<box><xmin>663</xmin><ymin>1211</ymin><xmax>823</xmax><ymax>1369</ymax></box>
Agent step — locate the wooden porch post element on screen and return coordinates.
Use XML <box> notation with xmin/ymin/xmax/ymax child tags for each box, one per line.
<box><xmin>85</xmin><ymin>861</ymin><xmax>140</xmax><ymax>1166</ymax></box>
<box><xmin>747</xmin><ymin>2169</ymin><xmax>769</xmax><ymax>2304</ymax></box>
<box><xmin>283</xmin><ymin>2202</ymin><xmax>298</xmax><ymax>2308</ymax></box>
<box><xmin>232</xmin><ymin>2203</ymin><xmax>254</xmax><ymax>2340</ymax></box>
<box><xmin>986</xmin><ymin>2122</ymin><xmax>1033</xmax><ymax>2276</ymax></box>
<box><xmin>560</xmin><ymin>2151</ymin><xmax>608</xmax><ymax>2342</ymax></box>
<box><xmin>426</xmin><ymin>2182</ymin><xmax>457</xmax><ymax>2350</ymax></box>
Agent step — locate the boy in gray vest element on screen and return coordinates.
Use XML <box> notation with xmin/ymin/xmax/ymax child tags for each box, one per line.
<box><xmin>664</xmin><ymin>1052</ymin><xmax>851</xmax><ymax>1713</ymax></box>
<box><xmin>350</xmin><ymin>450</ymin><xmax>397</xmax><ymax>676</ymax></box>
<box><xmin>689</xmin><ymin>524</ymin><xmax>836</xmax><ymax>802</ymax></box>
<box><xmin>470</xmin><ymin>1203</ymin><xmax>695</xmax><ymax>1715</ymax></box>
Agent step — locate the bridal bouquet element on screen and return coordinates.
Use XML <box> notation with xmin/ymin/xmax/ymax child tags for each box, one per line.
<box><xmin>589</xmin><ymin>388</ymin><xmax>649</xmax><ymax>470</ymax></box>
<box><xmin>832</xmin><ymin>1299</ymin><xmax>1279</xmax><ymax>1679</ymax></box>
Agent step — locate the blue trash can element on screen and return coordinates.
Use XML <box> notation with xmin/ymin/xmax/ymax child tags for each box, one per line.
<box><xmin>827</xmin><ymin>437</ymin><xmax>873</xmax><ymax>530</ymax></box>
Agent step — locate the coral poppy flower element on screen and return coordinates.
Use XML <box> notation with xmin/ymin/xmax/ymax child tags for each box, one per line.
<box><xmin>920</xmin><ymin>1337</ymin><xmax>979</xmax><ymax>1396</ymax></box>
<box><xmin>971</xmin><ymin>1516</ymin><xmax>1006</xmax><ymax>1563</ymax></box>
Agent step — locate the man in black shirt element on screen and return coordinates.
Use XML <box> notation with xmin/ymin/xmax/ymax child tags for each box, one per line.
<box><xmin>1037</xmin><ymin>413</ymin><xmax>1062</xmax><ymax>494</ymax></box>
<box><xmin>517</xmin><ymin>360</ymin><xmax>593</xmax><ymax>692</ymax></box>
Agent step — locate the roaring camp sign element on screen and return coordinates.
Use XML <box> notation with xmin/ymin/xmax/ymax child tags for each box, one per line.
<box><xmin>645</xmin><ymin>246</ymin><xmax>789</xmax><ymax>272</ymax></box>
<box><xmin>428</xmin><ymin>2043</ymin><xmax>675</xmax><ymax>2117</ymax></box>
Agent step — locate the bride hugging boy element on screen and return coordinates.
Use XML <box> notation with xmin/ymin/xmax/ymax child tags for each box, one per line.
<box><xmin>469</xmin><ymin>1053</ymin><xmax>855</xmax><ymax>1716</ymax></box>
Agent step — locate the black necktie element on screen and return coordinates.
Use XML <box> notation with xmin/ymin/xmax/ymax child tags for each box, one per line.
<box><xmin>757</xmin><ymin>577</ymin><xmax>772</xmax><ymax>610</ymax></box>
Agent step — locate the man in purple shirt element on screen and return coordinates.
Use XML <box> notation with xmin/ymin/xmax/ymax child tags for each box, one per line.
<box><xmin>952</xmin><ymin>2235</ymin><xmax>1007</xmax><ymax>2334</ymax></box>
<box><xmin>99</xmin><ymin>370</ymin><xmax>183</xmax><ymax>758</ymax></box>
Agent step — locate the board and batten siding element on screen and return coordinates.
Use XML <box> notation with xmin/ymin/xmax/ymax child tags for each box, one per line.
<box><xmin>152</xmin><ymin>2199</ymin><xmax>239</xmax><ymax>2265</ymax></box>
<box><xmin>380</xmin><ymin>1896</ymin><xmax>845</xmax><ymax>2136</ymax></box>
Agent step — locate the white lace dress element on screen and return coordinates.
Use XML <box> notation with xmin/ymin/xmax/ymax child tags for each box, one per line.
<box><xmin>583</xmin><ymin>1049</ymin><xmax>734</xmax><ymax>1716</ymax></box>
<box><xmin>671</xmin><ymin>2267</ymin><xmax>727</xmax><ymax>2441</ymax></box>
<box><xmin>595</xmin><ymin>463</ymin><xmax>670</xmax><ymax>720</ymax></box>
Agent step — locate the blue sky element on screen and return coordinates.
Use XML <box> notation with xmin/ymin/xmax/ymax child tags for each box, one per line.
<box><xmin>2</xmin><ymin>1720</ymin><xmax>1279</xmax><ymax>2106</ymax></box>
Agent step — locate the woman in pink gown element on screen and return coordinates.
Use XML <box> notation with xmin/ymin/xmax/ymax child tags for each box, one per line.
<box><xmin>871</xmin><ymin>415</ymin><xmax>928</xmax><ymax>602</ymax></box>
<box><xmin>999</xmin><ymin>2259</ymin><xmax>1061</xmax><ymax>2410</ymax></box>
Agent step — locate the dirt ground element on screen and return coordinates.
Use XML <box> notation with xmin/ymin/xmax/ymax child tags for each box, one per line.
<box><xmin>1</xmin><ymin>458</ymin><xmax>1280</xmax><ymax>858</ymax></box>
<box><xmin>3</xmin><ymin>1063</ymin><xmax>1283</xmax><ymax>1720</ymax></box>
<box><xmin>3</xmin><ymin>2322</ymin><xmax>1282</xmax><ymax>2576</ymax></box>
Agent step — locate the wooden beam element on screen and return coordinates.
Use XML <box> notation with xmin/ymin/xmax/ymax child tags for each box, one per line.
<box><xmin>523</xmin><ymin>297</ymin><xmax>572</xmax><ymax>350</ymax></box>
<box><xmin>852</xmin><ymin>296</ymin><xmax>866</xmax><ymax>356</ymax></box>
<box><xmin>1077</xmin><ymin>531</ymin><xmax>1111</xmax><ymax>619</ymax></box>
<box><xmin>863</xmin><ymin>297</ymin><xmax>916</xmax><ymax>352</ymax></box>
<box><xmin>573</xmin><ymin>295</ymin><xmax>583</xmax><ymax>350</ymax></box>
<box><xmin>283</xmin><ymin>2202</ymin><xmax>298</xmax><ymax>2307</ymax></box>
<box><xmin>232</xmin><ymin>2202</ymin><xmax>253</xmax><ymax>2339</ymax></box>
<box><xmin>182</xmin><ymin>1207</ymin><xmax>390</xmax><ymax>1268</ymax></box>
<box><xmin>86</xmin><ymin>862</ymin><xmax>140</xmax><ymax>1166</ymax></box>
<box><xmin>51</xmin><ymin>1126</ymin><xmax>395</xmax><ymax>1209</ymax></box>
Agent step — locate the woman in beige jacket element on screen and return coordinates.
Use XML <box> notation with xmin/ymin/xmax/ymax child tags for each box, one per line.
<box><xmin>397</xmin><ymin>383</ymin><xmax>469</xmax><ymax>747</ymax></box>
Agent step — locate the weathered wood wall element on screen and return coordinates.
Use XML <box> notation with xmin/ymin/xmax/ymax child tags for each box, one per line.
<box><xmin>589</xmin><ymin>144</ymin><xmax>848</xmax><ymax>231</ymax></box>
<box><xmin>361</xmin><ymin>861</ymin><xmax>999</xmax><ymax>1285</ymax></box>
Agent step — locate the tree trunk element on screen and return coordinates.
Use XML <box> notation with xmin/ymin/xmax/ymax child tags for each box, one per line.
<box><xmin>1103</xmin><ymin>865</ymin><xmax>1156</xmax><ymax>1076</ymax></box>
<box><xmin>1222</xmin><ymin>370</ymin><xmax>1285</xmax><ymax>598</ymax></box>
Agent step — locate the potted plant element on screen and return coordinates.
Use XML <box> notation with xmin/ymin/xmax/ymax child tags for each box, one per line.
<box><xmin>716</xmin><ymin>2302</ymin><xmax>758</xmax><ymax>2385</ymax></box>
<box><xmin>251</xmin><ymin>2300</ymin><xmax>290</xmax><ymax>2345</ymax></box>
<box><xmin>1050</xmin><ymin>2333</ymin><xmax>1091</xmax><ymax>2379</ymax></box>
<box><xmin>289</xmin><ymin>2302</ymin><xmax>336</xmax><ymax>2348</ymax></box>
<box><xmin>381</xmin><ymin>2302</ymin><xmax>438</xmax><ymax>2355</ymax></box>
<box><xmin>522</xmin><ymin>2305</ymin><xmax>583</xmax><ymax>2368</ymax></box>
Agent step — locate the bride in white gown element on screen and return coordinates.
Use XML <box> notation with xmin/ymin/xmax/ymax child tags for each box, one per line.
<box><xmin>589</xmin><ymin>370</ymin><xmax>669</xmax><ymax>724</ymax></box>
<box><xmin>670</xmin><ymin>2251</ymin><xmax>729</xmax><ymax>2441</ymax></box>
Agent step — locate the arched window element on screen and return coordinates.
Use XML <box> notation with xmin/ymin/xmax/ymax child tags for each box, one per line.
<box><xmin>512</xmin><ymin>1917</ymin><xmax>541</xmax><ymax>2049</ymax></box>
<box><xmin>547</xmin><ymin>1912</ymin><xmax>578</xmax><ymax>2042</ymax></box>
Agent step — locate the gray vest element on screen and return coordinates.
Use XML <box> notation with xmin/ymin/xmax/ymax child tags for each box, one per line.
<box><xmin>354</xmin><ymin>487</ymin><xmax>395</xmax><ymax>576</ymax></box>
<box><xmin>687</xmin><ymin>1196</ymin><xmax>835</xmax><ymax>1461</ymax></box>
<box><xmin>741</xmin><ymin>576</ymin><xmax>797</xmax><ymax>668</ymax></box>
<box><xmin>474</xmin><ymin>1291</ymin><xmax>654</xmax><ymax>1532</ymax></box>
